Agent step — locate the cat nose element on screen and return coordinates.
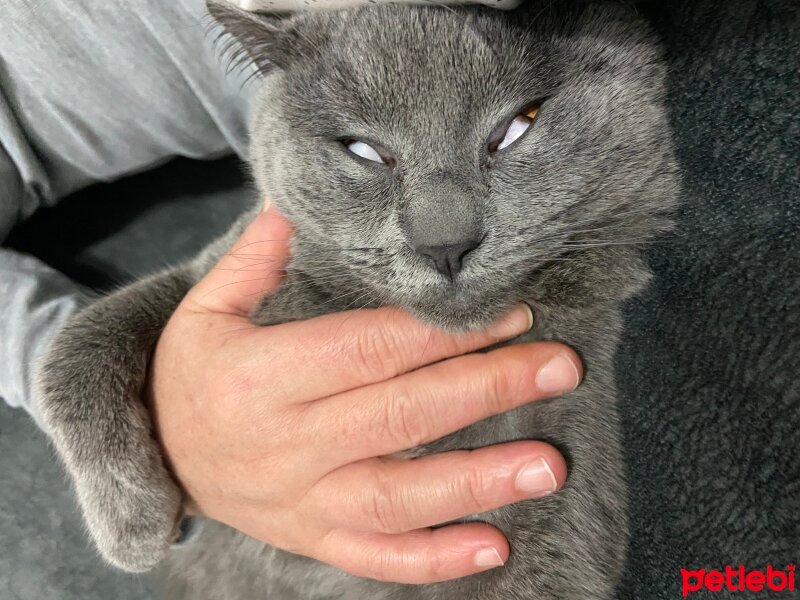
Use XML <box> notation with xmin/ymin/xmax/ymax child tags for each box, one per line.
<box><xmin>415</xmin><ymin>238</ymin><xmax>482</xmax><ymax>280</ymax></box>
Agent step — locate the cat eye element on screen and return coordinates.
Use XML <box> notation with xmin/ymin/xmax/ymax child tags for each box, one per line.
<box><xmin>489</xmin><ymin>103</ymin><xmax>542</xmax><ymax>153</ymax></box>
<box><xmin>345</xmin><ymin>140</ymin><xmax>385</xmax><ymax>164</ymax></box>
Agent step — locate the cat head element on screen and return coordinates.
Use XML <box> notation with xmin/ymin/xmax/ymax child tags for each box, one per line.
<box><xmin>209</xmin><ymin>1</ymin><xmax>678</xmax><ymax>330</ymax></box>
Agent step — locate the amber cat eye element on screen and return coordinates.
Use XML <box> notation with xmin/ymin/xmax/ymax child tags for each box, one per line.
<box><xmin>489</xmin><ymin>101</ymin><xmax>543</xmax><ymax>153</ymax></box>
<box><xmin>524</xmin><ymin>104</ymin><xmax>541</xmax><ymax>120</ymax></box>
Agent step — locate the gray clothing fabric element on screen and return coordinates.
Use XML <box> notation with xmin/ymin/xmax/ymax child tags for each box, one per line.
<box><xmin>0</xmin><ymin>253</ymin><xmax>82</xmax><ymax>428</ymax></box>
<box><xmin>0</xmin><ymin>0</ymin><xmax>254</xmax><ymax>416</ymax></box>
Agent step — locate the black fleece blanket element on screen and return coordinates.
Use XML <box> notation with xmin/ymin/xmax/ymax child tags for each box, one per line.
<box><xmin>618</xmin><ymin>0</ymin><xmax>799</xmax><ymax>597</ymax></box>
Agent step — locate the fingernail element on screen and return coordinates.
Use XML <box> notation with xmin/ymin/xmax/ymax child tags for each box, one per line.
<box><xmin>515</xmin><ymin>457</ymin><xmax>558</xmax><ymax>496</ymax></box>
<box><xmin>262</xmin><ymin>197</ymin><xmax>272</xmax><ymax>212</ymax></box>
<box><xmin>488</xmin><ymin>304</ymin><xmax>534</xmax><ymax>338</ymax></box>
<box><xmin>474</xmin><ymin>547</ymin><xmax>505</xmax><ymax>569</ymax></box>
<box><xmin>535</xmin><ymin>354</ymin><xmax>580</xmax><ymax>394</ymax></box>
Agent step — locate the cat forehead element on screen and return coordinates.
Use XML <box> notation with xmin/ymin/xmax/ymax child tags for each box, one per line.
<box><xmin>285</xmin><ymin>9</ymin><xmax>543</xmax><ymax>120</ymax></box>
<box><xmin>341</xmin><ymin>7</ymin><xmax>498</xmax><ymax>57</ymax></box>
<box><xmin>296</xmin><ymin>3</ymin><xmax>656</xmax><ymax>87</ymax></box>
<box><xmin>269</xmin><ymin>4</ymin><xmax>659</xmax><ymax>133</ymax></box>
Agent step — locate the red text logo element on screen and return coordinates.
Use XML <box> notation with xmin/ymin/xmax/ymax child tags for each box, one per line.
<box><xmin>681</xmin><ymin>565</ymin><xmax>796</xmax><ymax>596</ymax></box>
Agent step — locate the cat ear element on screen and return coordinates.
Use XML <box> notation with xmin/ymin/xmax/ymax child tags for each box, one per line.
<box><xmin>206</xmin><ymin>1</ymin><xmax>308</xmax><ymax>73</ymax></box>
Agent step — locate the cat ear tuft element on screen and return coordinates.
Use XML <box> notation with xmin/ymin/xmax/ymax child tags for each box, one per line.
<box><xmin>206</xmin><ymin>1</ymin><xmax>303</xmax><ymax>74</ymax></box>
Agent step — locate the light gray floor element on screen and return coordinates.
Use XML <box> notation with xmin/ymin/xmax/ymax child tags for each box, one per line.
<box><xmin>0</xmin><ymin>401</ymin><xmax>156</xmax><ymax>600</ymax></box>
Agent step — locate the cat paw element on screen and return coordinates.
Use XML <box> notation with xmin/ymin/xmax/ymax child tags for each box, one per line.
<box><xmin>40</xmin><ymin>392</ymin><xmax>184</xmax><ymax>571</ymax></box>
<box><xmin>38</xmin><ymin>347</ymin><xmax>184</xmax><ymax>572</ymax></box>
<box><xmin>72</xmin><ymin>462</ymin><xmax>184</xmax><ymax>572</ymax></box>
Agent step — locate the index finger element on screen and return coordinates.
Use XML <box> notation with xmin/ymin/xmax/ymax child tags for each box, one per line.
<box><xmin>237</xmin><ymin>303</ymin><xmax>533</xmax><ymax>404</ymax></box>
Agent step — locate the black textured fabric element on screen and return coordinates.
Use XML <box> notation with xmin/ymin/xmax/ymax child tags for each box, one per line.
<box><xmin>618</xmin><ymin>0</ymin><xmax>799</xmax><ymax>597</ymax></box>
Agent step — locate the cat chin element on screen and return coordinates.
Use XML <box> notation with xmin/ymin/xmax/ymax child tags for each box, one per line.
<box><xmin>377</xmin><ymin>279</ymin><xmax>517</xmax><ymax>333</ymax></box>
<box><xmin>402</xmin><ymin>298</ymin><xmax>511</xmax><ymax>333</ymax></box>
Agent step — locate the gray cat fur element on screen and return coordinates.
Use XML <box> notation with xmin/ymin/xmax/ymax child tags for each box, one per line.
<box><xmin>36</xmin><ymin>2</ymin><xmax>679</xmax><ymax>598</ymax></box>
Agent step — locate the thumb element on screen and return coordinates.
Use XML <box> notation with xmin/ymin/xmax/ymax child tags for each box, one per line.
<box><xmin>185</xmin><ymin>204</ymin><xmax>294</xmax><ymax>317</ymax></box>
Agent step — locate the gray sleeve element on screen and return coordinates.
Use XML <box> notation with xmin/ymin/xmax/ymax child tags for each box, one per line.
<box><xmin>0</xmin><ymin>131</ymin><xmax>86</xmax><ymax>427</ymax></box>
<box><xmin>0</xmin><ymin>0</ymin><xmax>255</xmax><ymax>422</ymax></box>
<box><xmin>0</xmin><ymin>249</ymin><xmax>85</xmax><ymax>429</ymax></box>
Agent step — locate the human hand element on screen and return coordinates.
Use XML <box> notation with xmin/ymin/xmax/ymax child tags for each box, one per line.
<box><xmin>146</xmin><ymin>205</ymin><xmax>582</xmax><ymax>584</ymax></box>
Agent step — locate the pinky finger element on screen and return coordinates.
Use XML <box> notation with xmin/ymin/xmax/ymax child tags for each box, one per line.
<box><xmin>316</xmin><ymin>523</ymin><xmax>510</xmax><ymax>584</ymax></box>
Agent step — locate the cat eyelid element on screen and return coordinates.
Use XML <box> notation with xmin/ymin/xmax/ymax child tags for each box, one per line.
<box><xmin>341</xmin><ymin>139</ymin><xmax>397</xmax><ymax>169</ymax></box>
<box><xmin>487</xmin><ymin>101</ymin><xmax>544</xmax><ymax>154</ymax></box>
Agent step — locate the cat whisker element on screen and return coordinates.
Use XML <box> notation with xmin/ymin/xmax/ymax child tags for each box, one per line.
<box><xmin>418</xmin><ymin>0</ymin><xmax>458</xmax><ymax>15</ymax></box>
<box><xmin>214</xmin><ymin>266</ymin><xmax>286</xmax><ymax>273</ymax></box>
<box><xmin>216</xmin><ymin>258</ymin><xmax>286</xmax><ymax>268</ymax></box>
<box><xmin>355</xmin><ymin>296</ymin><xmax>379</xmax><ymax>312</ymax></box>
<box><xmin>562</xmin><ymin>238</ymin><xmax>661</xmax><ymax>248</ymax></box>
<box><xmin>340</xmin><ymin>290</ymin><xmax>376</xmax><ymax>311</ymax></box>
<box><xmin>334</xmin><ymin>293</ymin><xmax>380</xmax><ymax>338</ymax></box>
<box><xmin>232</xmin><ymin>237</ymin><xmax>385</xmax><ymax>251</ymax></box>
<box><xmin>320</xmin><ymin>289</ymin><xmax>368</xmax><ymax>306</ymax></box>
<box><xmin>201</xmin><ymin>272</ymin><xmax>285</xmax><ymax>300</ymax></box>
<box><xmin>298</xmin><ymin>264</ymin><xmax>393</xmax><ymax>274</ymax></box>
<box><xmin>419</xmin><ymin>325</ymin><xmax>437</xmax><ymax>364</ymax></box>
<box><xmin>531</xmin><ymin>205</ymin><xmax>666</xmax><ymax>236</ymax></box>
<box><xmin>296</xmin><ymin>261</ymin><xmax>391</xmax><ymax>272</ymax></box>
<box><xmin>297</xmin><ymin>259</ymin><xmax>394</xmax><ymax>270</ymax></box>
<box><xmin>519</xmin><ymin>211</ymin><xmax>665</xmax><ymax>247</ymax></box>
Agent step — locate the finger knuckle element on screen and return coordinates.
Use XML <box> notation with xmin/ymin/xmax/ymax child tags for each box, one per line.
<box><xmin>461</xmin><ymin>467</ymin><xmax>490</xmax><ymax>513</ymax></box>
<box><xmin>350</xmin><ymin>326</ymin><xmax>403</xmax><ymax>381</ymax></box>
<box><xmin>366</xmin><ymin>470</ymin><xmax>404</xmax><ymax>533</ymax></box>
<box><xmin>383</xmin><ymin>389</ymin><xmax>429</xmax><ymax>450</ymax></box>
<box><xmin>486</xmin><ymin>359</ymin><xmax>527</xmax><ymax>413</ymax></box>
<box><xmin>424</xmin><ymin>547</ymin><xmax>447</xmax><ymax>582</ymax></box>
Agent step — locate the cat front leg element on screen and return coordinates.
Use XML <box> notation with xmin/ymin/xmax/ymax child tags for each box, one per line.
<box><xmin>36</xmin><ymin>268</ymin><xmax>195</xmax><ymax>572</ymax></box>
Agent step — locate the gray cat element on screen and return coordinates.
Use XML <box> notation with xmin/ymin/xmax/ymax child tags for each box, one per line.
<box><xmin>36</xmin><ymin>2</ymin><xmax>679</xmax><ymax>599</ymax></box>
